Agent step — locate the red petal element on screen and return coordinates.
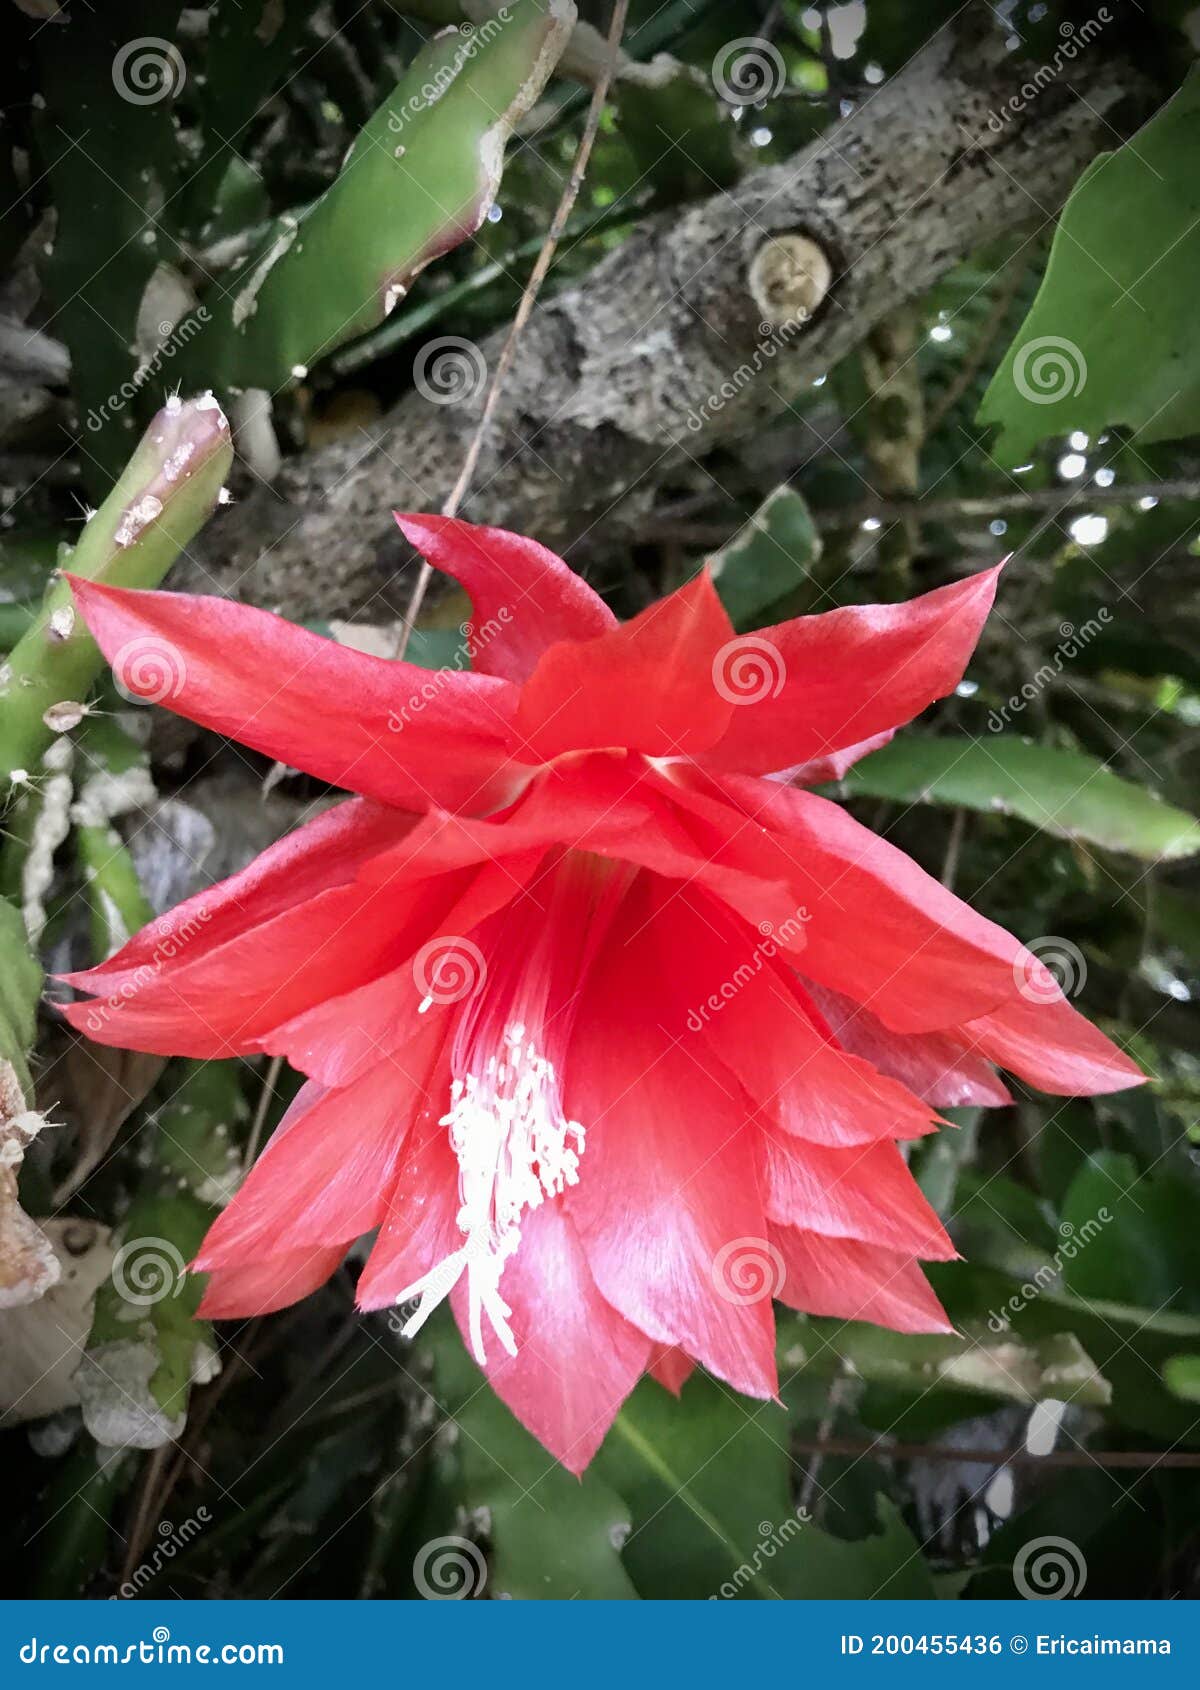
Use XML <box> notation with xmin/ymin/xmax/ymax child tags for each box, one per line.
<box><xmin>801</xmin><ymin>979</ymin><xmax>1012</xmax><ymax>1109</ymax></box>
<box><xmin>700</xmin><ymin>565</ymin><xmax>1001</xmax><ymax>776</ymax></box>
<box><xmin>963</xmin><ymin>990</ymin><xmax>1144</xmax><ymax>1095</ymax></box>
<box><xmin>761</xmin><ymin>1134</ymin><xmax>956</xmax><ymax>1259</ymax></box>
<box><xmin>453</xmin><ymin>1201</ymin><xmax>651</xmax><ymax>1474</ymax></box>
<box><xmin>513</xmin><ymin>573</ymin><xmax>735</xmax><ymax>760</ymax></box>
<box><xmin>394</xmin><ymin>513</ymin><xmax>616</xmax><ymax>683</ymax></box>
<box><xmin>647</xmin><ymin>1344</ymin><xmax>695</xmax><ymax>1395</ymax></box>
<box><xmin>772</xmin><ymin>730</ymin><xmax>895</xmax><ymax>788</ymax></box>
<box><xmin>67</xmin><ymin>575</ymin><xmax>518</xmax><ymax>813</ymax></box>
<box><xmin>663</xmin><ymin>770</ymin><xmax>1029</xmax><ymax>1033</ymax></box>
<box><xmin>195</xmin><ymin>1050</ymin><xmax>429</xmax><ymax>1270</ymax></box>
<box><xmin>649</xmin><ymin>884</ymin><xmax>938</xmax><ymax>1147</ymax></box>
<box><xmin>355</xmin><ymin>1111</ymin><xmax>462</xmax><ymax>1310</ymax></box>
<box><xmin>771</xmin><ymin>1227</ymin><xmax>953</xmax><ymax>1334</ymax></box>
<box><xmin>60</xmin><ymin>797</ymin><xmax>411</xmax><ymax>997</ymax></box>
<box><xmin>196</xmin><ymin>1242</ymin><xmax>346</xmax><ymax>1318</ymax></box>
<box><xmin>564</xmin><ymin>880</ymin><xmax>777</xmax><ymax>1400</ymax></box>
<box><xmin>260</xmin><ymin>854</ymin><xmax>543</xmax><ymax>1087</ymax></box>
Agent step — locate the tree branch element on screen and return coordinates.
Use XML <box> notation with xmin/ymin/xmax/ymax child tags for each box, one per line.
<box><xmin>192</xmin><ymin>15</ymin><xmax>1153</xmax><ymax>616</ymax></box>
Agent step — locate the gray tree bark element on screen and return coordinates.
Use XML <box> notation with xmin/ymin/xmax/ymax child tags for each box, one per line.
<box><xmin>189</xmin><ymin>16</ymin><xmax>1149</xmax><ymax>617</ymax></box>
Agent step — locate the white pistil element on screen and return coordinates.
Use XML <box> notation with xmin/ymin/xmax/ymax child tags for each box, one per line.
<box><xmin>393</xmin><ymin>1022</ymin><xmax>584</xmax><ymax>1363</ymax></box>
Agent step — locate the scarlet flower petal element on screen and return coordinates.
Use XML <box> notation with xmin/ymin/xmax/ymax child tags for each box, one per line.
<box><xmin>195</xmin><ymin>1057</ymin><xmax>425</xmax><ymax>1271</ymax></box>
<box><xmin>771</xmin><ymin>1226</ymin><xmax>953</xmax><ymax>1335</ymax></box>
<box><xmin>646</xmin><ymin>1344</ymin><xmax>695</xmax><ymax>1395</ymax></box>
<box><xmin>67</xmin><ymin>575</ymin><xmax>519</xmax><ymax>812</ymax></box>
<box><xmin>662</xmin><ymin>770</ymin><xmax>1031</xmax><ymax>1033</ymax></box>
<box><xmin>963</xmin><ymin>990</ymin><xmax>1144</xmax><ymax>1095</ymax></box>
<box><xmin>355</xmin><ymin>1113</ymin><xmax>463</xmax><ymax>1310</ymax></box>
<box><xmin>60</xmin><ymin>797</ymin><xmax>412</xmax><ymax>998</ymax></box>
<box><xmin>394</xmin><ymin>513</ymin><xmax>616</xmax><ymax>682</ymax></box>
<box><xmin>771</xmin><ymin>729</ymin><xmax>896</xmax><ymax>788</ymax></box>
<box><xmin>453</xmin><ymin>1201</ymin><xmax>652</xmax><ymax>1475</ymax></box>
<box><xmin>801</xmin><ymin>979</ymin><xmax>1012</xmax><ymax>1109</ymax></box>
<box><xmin>648</xmin><ymin>884</ymin><xmax>939</xmax><ymax>1146</ymax></box>
<box><xmin>513</xmin><ymin>573</ymin><xmax>736</xmax><ymax>759</ymax></box>
<box><xmin>700</xmin><ymin>565</ymin><xmax>1001</xmax><ymax>776</ymax></box>
<box><xmin>565</xmin><ymin>881</ymin><xmax>778</xmax><ymax>1400</ymax></box>
<box><xmin>196</xmin><ymin>1242</ymin><xmax>347</xmax><ymax>1319</ymax></box>
<box><xmin>761</xmin><ymin>1134</ymin><xmax>956</xmax><ymax>1259</ymax></box>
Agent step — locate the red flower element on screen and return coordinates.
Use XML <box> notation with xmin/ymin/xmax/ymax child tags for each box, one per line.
<box><xmin>63</xmin><ymin>517</ymin><xmax>1142</xmax><ymax>1472</ymax></box>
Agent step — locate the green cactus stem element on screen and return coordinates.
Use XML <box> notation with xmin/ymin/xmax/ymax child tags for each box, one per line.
<box><xmin>178</xmin><ymin>0</ymin><xmax>576</xmax><ymax>392</ymax></box>
<box><xmin>0</xmin><ymin>395</ymin><xmax>233</xmax><ymax>793</ymax></box>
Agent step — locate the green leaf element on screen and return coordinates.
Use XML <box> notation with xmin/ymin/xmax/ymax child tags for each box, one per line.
<box><xmin>596</xmin><ymin>1372</ymin><xmax>934</xmax><ymax>1599</ymax></box>
<box><xmin>839</xmin><ymin>734</ymin><xmax>1200</xmax><ymax>861</ymax></box>
<box><xmin>181</xmin><ymin>0</ymin><xmax>574</xmax><ymax>391</ymax></box>
<box><xmin>428</xmin><ymin>1320</ymin><xmax>638</xmax><ymax>1600</ymax></box>
<box><xmin>710</xmin><ymin>485</ymin><xmax>823</xmax><ymax>628</ymax></box>
<box><xmin>1060</xmin><ymin>1150</ymin><xmax>1200</xmax><ymax>1314</ymax></box>
<box><xmin>978</xmin><ymin>68</ymin><xmax>1200</xmax><ymax>463</ymax></box>
<box><xmin>793</xmin><ymin>1320</ymin><xmax>1108</xmax><ymax>1410</ymax></box>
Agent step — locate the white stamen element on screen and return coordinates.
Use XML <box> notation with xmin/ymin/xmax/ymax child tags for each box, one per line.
<box><xmin>394</xmin><ymin>1022</ymin><xmax>584</xmax><ymax>1363</ymax></box>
